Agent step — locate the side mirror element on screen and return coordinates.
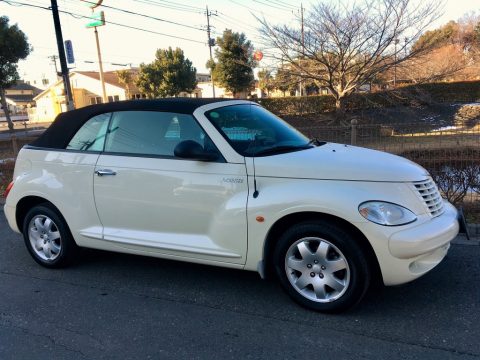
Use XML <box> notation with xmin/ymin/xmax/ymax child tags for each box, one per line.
<box><xmin>174</xmin><ymin>140</ymin><xmax>219</xmax><ymax>162</ymax></box>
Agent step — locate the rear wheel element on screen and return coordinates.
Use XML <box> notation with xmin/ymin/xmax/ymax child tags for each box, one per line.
<box><xmin>22</xmin><ymin>204</ymin><xmax>78</xmax><ymax>268</ymax></box>
<box><xmin>274</xmin><ymin>221</ymin><xmax>371</xmax><ymax>313</ymax></box>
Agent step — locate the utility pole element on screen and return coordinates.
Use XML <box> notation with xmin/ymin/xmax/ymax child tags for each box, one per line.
<box><xmin>94</xmin><ymin>26</ymin><xmax>108</xmax><ymax>103</ymax></box>
<box><xmin>83</xmin><ymin>2</ymin><xmax>107</xmax><ymax>103</ymax></box>
<box><xmin>206</xmin><ymin>6</ymin><xmax>216</xmax><ymax>98</ymax></box>
<box><xmin>50</xmin><ymin>0</ymin><xmax>74</xmax><ymax>110</ymax></box>
<box><xmin>394</xmin><ymin>38</ymin><xmax>399</xmax><ymax>88</ymax></box>
<box><xmin>48</xmin><ymin>55</ymin><xmax>60</xmax><ymax>79</ymax></box>
<box><xmin>301</xmin><ymin>3</ymin><xmax>305</xmax><ymax>55</ymax></box>
<box><xmin>298</xmin><ymin>3</ymin><xmax>305</xmax><ymax>97</ymax></box>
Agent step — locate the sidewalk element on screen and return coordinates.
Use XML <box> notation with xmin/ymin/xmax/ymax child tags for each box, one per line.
<box><xmin>0</xmin><ymin>122</ymin><xmax>49</xmax><ymax>139</ymax></box>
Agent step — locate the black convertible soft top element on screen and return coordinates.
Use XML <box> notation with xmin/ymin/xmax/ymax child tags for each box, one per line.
<box><xmin>31</xmin><ymin>98</ymin><xmax>237</xmax><ymax>149</ymax></box>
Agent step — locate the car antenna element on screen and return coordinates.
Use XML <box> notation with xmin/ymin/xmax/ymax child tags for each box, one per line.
<box><xmin>252</xmin><ymin>132</ymin><xmax>259</xmax><ymax>199</ymax></box>
<box><xmin>253</xmin><ymin>154</ymin><xmax>259</xmax><ymax>198</ymax></box>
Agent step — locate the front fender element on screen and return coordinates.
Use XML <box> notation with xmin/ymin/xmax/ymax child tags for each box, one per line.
<box><xmin>244</xmin><ymin>177</ymin><xmax>421</xmax><ymax>272</ymax></box>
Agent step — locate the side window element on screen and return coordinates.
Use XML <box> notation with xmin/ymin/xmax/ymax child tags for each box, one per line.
<box><xmin>66</xmin><ymin>113</ymin><xmax>111</xmax><ymax>151</ymax></box>
<box><xmin>104</xmin><ymin>111</ymin><xmax>217</xmax><ymax>157</ymax></box>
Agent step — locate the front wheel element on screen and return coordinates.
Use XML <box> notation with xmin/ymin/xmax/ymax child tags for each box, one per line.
<box><xmin>274</xmin><ymin>221</ymin><xmax>371</xmax><ymax>313</ymax></box>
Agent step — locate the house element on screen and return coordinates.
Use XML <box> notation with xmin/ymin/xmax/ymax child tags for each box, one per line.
<box><xmin>196</xmin><ymin>81</ymin><xmax>254</xmax><ymax>99</ymax></box>
<box><xmin>32</xmin><ymin>70</ymin><xmax>144</xmax><ymax>123</ymax></box>
<box><xmin>32</xmin><ymin>70</ymin><xmax>223</xmax><ymax>123</ymax></box>
<box><xmin>196</xmin><ymin>73</ymin><xmax>211</xmax><ymax>83</ymax></box>
<box><xmin>1</xmin><ymin>81</ymin><xmax>42</xmax><ymax>120</ymax></box>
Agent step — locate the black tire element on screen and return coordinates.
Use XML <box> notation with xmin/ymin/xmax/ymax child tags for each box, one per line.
<box><xmin>22</xmin><ymin>204</ymin><xmax>79</xmax><ymax>268</ymax></box>
<box><xmin>273</xmin><ymin>220</ymin><xmax>371</xmax><ymax>313</ymax></box>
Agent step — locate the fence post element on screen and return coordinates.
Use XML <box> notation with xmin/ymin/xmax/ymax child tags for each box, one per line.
<box><xmin>350</xmin><ymin>118</ymin><xmax>358</xmax><ymax>145</ymax></box>
<box><xmin>11</xmin><ymin>134</ymin><xmax>18</xmax><ymax>156</ymax></box>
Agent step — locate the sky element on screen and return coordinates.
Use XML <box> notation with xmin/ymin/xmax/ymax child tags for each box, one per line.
<box><xmin>0</xmin><ymin>0</ymin><xmax>479</xmax><ymax>88</ymax></box>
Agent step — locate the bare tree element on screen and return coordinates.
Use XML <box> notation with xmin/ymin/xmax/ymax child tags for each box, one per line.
<box><xmin>259</xmin><ymin>0</ymin><xmax>444</xmax><ymax>117</ymax></box>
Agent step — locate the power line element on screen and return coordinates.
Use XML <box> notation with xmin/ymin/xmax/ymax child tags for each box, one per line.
<box><xmin>269</xmin><ymin>0</ymin><xmax>298</xmax><ymax>10</ymax></box>
<box><xmin>253</xmin><ymin>0</ymin><xmax>293</xmax><ymax>12</ymax></box>
<box><xmin>82</xmin><ymin>1</ymin><xmax>205</xmax><ymax>32</ymax></box>
<box><xmin>71</xmin><ymin>15</ymin><xmax>207</xmax><ymax>45</ymax></box>
<box><xmin>131</xmin><ymin>0</ymin><xmax>203</xmax><ymax>14</ymax></box>
<box><xmin>33</xmin><ymin>44</ymin><xmax>147</xmax><ymax>61</ymax></box>
<box><xmin>226</xmin><ymin>0</ymin><xmax>297</xmax><ymax>25</ymax></box>
<box><xmin>227</xmin><ymin>0</ymin><xmax>256</xmax><ymax>13</ymax></box>
<box><xmin>27</xmin><ymin>48</ymin><xmax>141</xmax><ymax>68</ymax></box>
<box><xmin>149</xmin><ymin>0</ymin><xmax>204</xmax><ymax>11</ymax></box>
<box><xmin>0</xmin><ymin>0</ymin><xmax>206</xmax><ymax>45</ymax></box>
<box><xmin>216</xmin><ymin>12</ymin><xmax>259</xmax><ymax>33</ymax></box>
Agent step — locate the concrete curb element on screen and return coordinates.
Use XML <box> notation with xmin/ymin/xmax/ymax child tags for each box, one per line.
<box><xmin>452</xmin><ymin>236</ymin><xmax>480</xmax><ymax>245</ymax></box>
<box><xmin>467</xmin><ymin>223</ymin><xmax>480</xmax><ymax>237</ymax></box>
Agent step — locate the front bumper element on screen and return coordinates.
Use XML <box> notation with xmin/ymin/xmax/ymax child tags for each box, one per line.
<box><xmin>389</xmin><ymin>201</ymin><xmax>458</xmax><ymax>259</ymax></box>
<box><xmin>360</xmin><ymin>201</ymin><xmax>459</xmax><ymax>286</ymax></box>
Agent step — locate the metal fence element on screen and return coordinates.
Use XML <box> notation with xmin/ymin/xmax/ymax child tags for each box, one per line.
<box><xmin>297</xmin><ymin>120</ymin><xmax>480</xmax><ymax>222</ymax></box>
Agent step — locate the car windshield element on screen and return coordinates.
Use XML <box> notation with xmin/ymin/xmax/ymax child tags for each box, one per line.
<box><xmin>205</xmin><ymin>104</ymin><xmax>314</xmax><ymax>156</ymax></box>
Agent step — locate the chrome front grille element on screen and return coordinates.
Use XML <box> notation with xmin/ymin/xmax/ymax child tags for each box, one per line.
<box><xmin>413</xmin><ymin>179</ymin><xmax>444</xmax><ymax>217</ymax></box>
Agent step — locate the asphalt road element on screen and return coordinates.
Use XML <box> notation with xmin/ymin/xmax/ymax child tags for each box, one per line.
<box><xmin>0</xmin><ymin>209</ymin><xmax>479</xmax><ymax>360</ymax></box>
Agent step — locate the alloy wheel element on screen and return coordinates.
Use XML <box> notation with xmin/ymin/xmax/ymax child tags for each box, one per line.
<box><xmin>28</xmin><ymin>215</ymin><xmax>62</xmax><ymax>261</ymax></box>
<box><xmin>284</xmin><ymin>237</ymin><xmax>350</xmax><ymax>303</ymax></box>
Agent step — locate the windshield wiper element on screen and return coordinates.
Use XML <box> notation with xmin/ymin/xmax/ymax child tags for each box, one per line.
<box><xmin>253</xmin><ymin>144</ymin><xmax>313</xmax><ymax>156</ymax></box>
<box><xmin>308</xmin><ymin>138</ymin><xmax>326</xmax><ymax>146</ymax></box>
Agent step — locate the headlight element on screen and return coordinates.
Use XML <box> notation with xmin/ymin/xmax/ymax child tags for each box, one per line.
<box><xmin>358</xmin><ymin>201</ymin><xmax>417</xmax><ymax>226</ymax></box>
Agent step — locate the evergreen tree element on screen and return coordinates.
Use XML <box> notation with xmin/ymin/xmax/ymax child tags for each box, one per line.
<box><xmin>136</xmin><ymin>47</ymin><xmax>196</xmax><ymax>98</ymax></box>
<box><xmin>211</xmin><ymin>30</ymin><xmax>256</xmax><ymax>97</ymax></box>
<box><xmin>0</xmin><ymin>16</ymin><xmax>31</xmax><ymax>131</ymax></box>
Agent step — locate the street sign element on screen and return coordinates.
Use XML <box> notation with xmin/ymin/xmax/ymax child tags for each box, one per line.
<box><xmin>253</xmin><ymin>50</ymin><xmax>263</xmax><ymax>61</ymax></box>
<box><xmin>85</xmin><ymin>11</ymin><xmax>105</xmax><ymax>28</ymax></box>
<box><xmin>64</xmin><ymin>40</ymin><xmax>75</xmax><ymax>64</ymax></box>
<box><xmin>81</xmin><ymin>0</ymin><xmax>103</xmax><ymax>8</ymax></box>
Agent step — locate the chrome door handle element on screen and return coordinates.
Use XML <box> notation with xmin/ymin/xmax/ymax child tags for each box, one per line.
<box><xmin>95</xmin><ymin>169</ymin><xmax>117</xmax><ymax>177</ymax></box>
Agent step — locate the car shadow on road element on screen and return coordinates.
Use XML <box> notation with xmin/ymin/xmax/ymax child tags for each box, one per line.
<box><xmin>72</xmin><ymin>246</ymin><xmax>470</xmax><ymax>320</ymax></box>
<box><xmin>4</xmin><ymin>230</ymin><xmax>479</xmax><ymax>355</ymax></box>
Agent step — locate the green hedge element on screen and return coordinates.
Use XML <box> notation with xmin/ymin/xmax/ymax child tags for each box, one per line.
<box><xmin>256</xmin><ymin>95</ymin><xmax>335</xmax><ymax>115</ymax></box>
<box><xmin>256</xmin><ymin>81</ymin><xmax>480</xmax><ymax>115</ymax></box>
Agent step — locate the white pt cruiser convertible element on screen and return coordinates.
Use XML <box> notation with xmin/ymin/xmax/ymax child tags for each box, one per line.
<box><xmin>3</xmin><ymin>99</ymin><xmax>461</xmax><ymax>312</ymax></box>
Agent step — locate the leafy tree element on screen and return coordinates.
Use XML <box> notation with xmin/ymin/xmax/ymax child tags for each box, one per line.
<box><xmin>260</xmin><ymin>0</ymin><xmax>443</xmax><ymax>117</ymax></box>
<box><xmin>0</xmin><ymin>16</ymin><xmax>31</xmax><ymax>131</ymax></box>
<box><xmin>398</xmin><ymin>44</ymin><xmax>467</xmax><ymax>83</ymax></box>
<box><xmin>136</xmin><ymin>47</ymin><xmax>196</xmax><ymax>98</ymax></box>
<box><xmin>274</xmin><ymin>65</ymin><xmax>299</xmax><ymax>96</ymax></box>
<box><xmin>412</xmin><ymin>21</ymin><xmax>458</xmax><ymax>52</ymax></box>
<box><xmin>406</xmin><ymin>14</ymin><xmax>480</xmax><ymax>83</ymax></box>
<box><xmin>211</xmin><ymin>30</ymin><xmax>256</xmax><ymax>97</ymax></box>
<box><xmin>116</xmin><ymin>69</ymin><xmax>135</xmax><ymax>99</ymax></box>
<box><xmin>257</xmin><ymin>68</ymin><xmax>275</xmax><ymax>96</ymax></box>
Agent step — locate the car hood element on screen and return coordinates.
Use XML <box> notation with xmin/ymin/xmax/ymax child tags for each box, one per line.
<box><xmin>253</xmin><ymin>143</ymin><xmax>429</xmax><ymax>182</ymax></box>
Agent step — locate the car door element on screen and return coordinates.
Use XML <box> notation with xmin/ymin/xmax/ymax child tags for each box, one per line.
<box><xmin>53</xmin><ymin>112</ymin><xmax>110</xmax><ymax>246</ymax></box>
<box><xmin>93</xmin><ymin>110</ymin><xmax>248</xmax><ymax>265</ymax></box>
